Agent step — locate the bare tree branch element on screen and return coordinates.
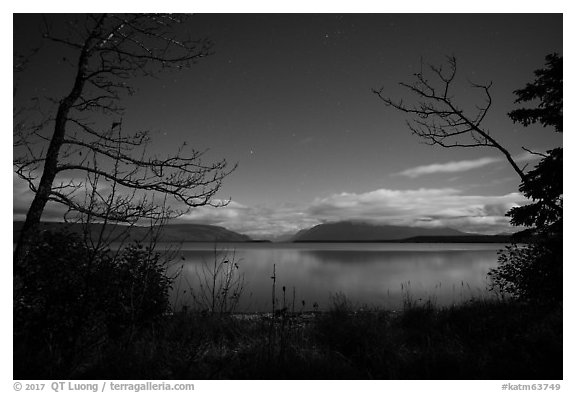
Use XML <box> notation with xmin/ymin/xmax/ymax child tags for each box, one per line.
<box><xmin>373</xmin><ymin>56</ymin><xmax>527</xmax><ymax>183</ymax></box>
<box><xmin>521</xmin><ymin>146</ymin><xmax>547</xmax><ymax>158</ymax></box>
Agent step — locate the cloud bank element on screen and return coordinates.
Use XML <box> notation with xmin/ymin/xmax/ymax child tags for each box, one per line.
<box><xmin>14</xmin><ymin>172</ymin><xmax>528</xmax><ymax>238</ymax></box>
<box><xmin>308</xmin><ymin>188</ymin><xmax>527</xmax><ymax>234</ymax></box>
<box><xmin>176</xmin><ymin>188</ymin><xmax>528</xmax><ymax>238</ymax></box>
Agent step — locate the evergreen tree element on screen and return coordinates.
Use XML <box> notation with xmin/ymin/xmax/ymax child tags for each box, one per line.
<box><xmin>489</xmin><ymin>54</ymin><xmax>563</xmax><ymax>303</ymax></box>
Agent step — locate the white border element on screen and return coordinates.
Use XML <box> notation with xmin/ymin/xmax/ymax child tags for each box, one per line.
<box><xmin>4</xmin><ymin>3</ymin><xmax>571</xmax><ymax>392</ymax></box>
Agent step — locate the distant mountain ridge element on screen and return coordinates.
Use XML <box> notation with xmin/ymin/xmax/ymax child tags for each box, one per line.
<box><xmin>13</xmin><ymin>221</ymin><xmax>252</xmax><ymax>243</ymax></box>
<box><xmin>398</xmin><ymin>235</ymin><xmax>513</xmax><ymax>243</ymax></box>
<box><xmin>14</xmin><ymin>220</ymin><xmax>516</xmax><ymax>244</ymax></box>
<box><xmin>291</xmin><ymin>221</ymin><xmax>510</xmax><ymax>242</ymax></box>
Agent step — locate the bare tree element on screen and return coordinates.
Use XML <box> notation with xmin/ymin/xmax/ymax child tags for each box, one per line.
<box><xmin>67</xmin><ymin>144</ymin><xmax>175</xmax><ymax>259</ymax></box>
<box><xmin>14</xmin><ymin>14</ymin><xmax>235</xmax><ymax>263</ymax></box>
<box><xmin>372</xmin><ymin>56</ymin><xmax>528</xmax><ymax>183</ymax></box>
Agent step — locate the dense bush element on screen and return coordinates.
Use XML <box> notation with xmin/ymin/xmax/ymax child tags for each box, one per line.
<box><xmin>489</xmin><ymin>236</ymin><xmax>562</xmax><ymax>304</ymax></box>
<box><xmin>103</xmin><ymin>242</ymin><xmax>172</xmax><ymax>338</ymax></box>
<box><xmin>14</xmin><ymin>230</ymin><xmax>173</xmax><ymax>378</ymax></box>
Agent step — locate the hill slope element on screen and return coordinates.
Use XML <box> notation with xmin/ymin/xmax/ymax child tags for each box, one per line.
<box><xmin>292</xmin><ymin>221</ymin><xmax>471</xmax><ymax>242</ymax></box>
<box><xmin>13</xmin><ymin>221</ymin><xmax>251</xmax><ymax>243</ymax></box>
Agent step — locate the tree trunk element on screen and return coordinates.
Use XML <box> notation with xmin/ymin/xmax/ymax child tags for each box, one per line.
<box><xmin>14</xmin><ymin>45</ymin><xmax>91</xmax><ymax>264</ymax></box>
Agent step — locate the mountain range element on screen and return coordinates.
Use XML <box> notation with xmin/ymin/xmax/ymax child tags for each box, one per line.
<box><xmin>290</xmin><ymin>221</ymin><xmax>512</xmax><ymax>243</ymax></box>
<box><xmin>13</xmin><ymin>220</ymin><xmax>514</xmax><ymax>243</ymax></box>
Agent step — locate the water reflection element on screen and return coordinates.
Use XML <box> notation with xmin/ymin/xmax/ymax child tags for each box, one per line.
<box><xmin>168</xmin><ymin>243</ymin><xmax>500</xmax><ymax>312</ymax></box>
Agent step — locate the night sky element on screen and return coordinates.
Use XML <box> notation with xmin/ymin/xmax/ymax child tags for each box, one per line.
<box><xmin>13</xmin><ymin>13</ymin><xmax>563</xmax><ymax>239</ymax></box>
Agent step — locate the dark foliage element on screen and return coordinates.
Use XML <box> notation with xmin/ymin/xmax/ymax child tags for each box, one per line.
<box><xmin>508</xmin><ymin>54</ymin><xmax>562</xmax><ymax>132</ymax></box>
<box><xmin>310</xmin><ymin>298</ymin><xmax>561</xmax><ymax>379</ymax></box>
<box><xmin>489</xmin><ymin>54</ymin><xmax>562</xmax><ymax>304</ymax></box>
<box><xmin>489</xmin><ymin>238</ymin><xmax>562</xmax><ymax>303</ymax></box>
<box><xmin>507</xmin><ymin>54</ymin><xmax>563</xmax><ymax>232</ymax></box>
<box><xmin>89</xmin><ymin>297</ymin><xmax>558</xmax><ymax>380</ymax></box>
<box><xmin>508</xmin><ymin>147</ymin><xmax>562</xmax><ymax>230</ymax></box>
<box><xmin>13</xmin><ymin>230</ymin><xmax>172</xmax><ymax>378</ymax></box>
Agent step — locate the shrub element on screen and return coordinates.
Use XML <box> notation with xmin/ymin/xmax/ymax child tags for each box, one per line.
<box><xmin>14</xmin><ymin>230</ymin><xmax>173</xmax><ymax>378</ymax></box>
<box><xmin>191</xmin><ymin>247</ymin><xmax>245</xmax><ymax>315</ymax></box>
<box><xmin>103</xmin><ymin>242</ymin><xmax>172</xmax><ymax>338</ymax></box>
<box><xmin>488</xmin><ymin>236</ymin><xmax>562</xmax><ymax>304</ymax></box>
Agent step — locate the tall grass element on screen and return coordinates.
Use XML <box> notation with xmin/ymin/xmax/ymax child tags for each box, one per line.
<box><xmin>41</xmin><ymin>293</ymin><xmax>560</xmax><ymax>379</ymax></box>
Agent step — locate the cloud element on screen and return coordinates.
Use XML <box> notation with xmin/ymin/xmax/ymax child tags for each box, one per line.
<box><xmin>174</xmin><ymin>187</ymin><xmax>529</xmax><ymax>237</ymax></box>
<box><xmin>396</xmin><ymin>150</ymin><xmax>547</xmax><ymax>179</ymax></box>
<box><xmin>177</xmin><ymin>202</ymin><xmax>319</xmax><ymax>239</ymax></box>
<box><xmin>395</xmin><ymin>157</ymin><xmax>502</xmax><ymax>178</ymax></box>
<box><xmin>178</xmin><ymin>200</ymin><xmax>249</xmax><ymax>224</ymax></box>
<box><xmin>309</xmin><ymin>188</ymin><xmax>528</xmax><ymax>234</ymax></box>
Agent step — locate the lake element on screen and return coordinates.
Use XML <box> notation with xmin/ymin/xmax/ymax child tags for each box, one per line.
<box><xmin>164</xmin><ymin>242</ymin><xmax>503</xmax><ymax>313</ymax></box>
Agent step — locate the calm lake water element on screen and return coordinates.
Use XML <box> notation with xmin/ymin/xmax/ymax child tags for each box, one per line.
<box><xmin>165</xmin><ymin>242</ymin><xmax>503</xmax><ymax>312</ymax></box>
